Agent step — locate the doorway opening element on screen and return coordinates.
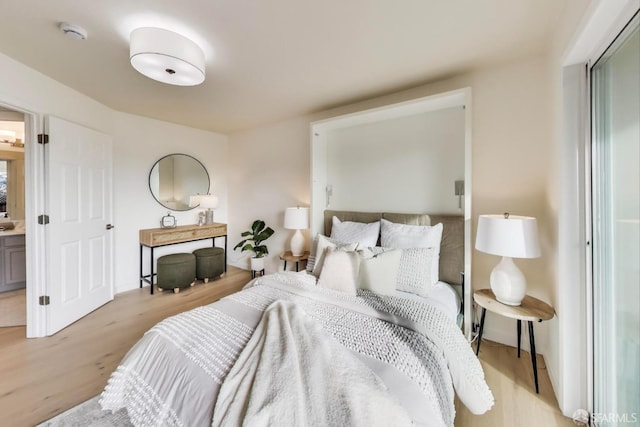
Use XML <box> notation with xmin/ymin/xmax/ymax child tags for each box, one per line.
<box><xmin>0</xmin><ymin>108</ymin><xmax>27</xmax><ymax>327</ymax></box>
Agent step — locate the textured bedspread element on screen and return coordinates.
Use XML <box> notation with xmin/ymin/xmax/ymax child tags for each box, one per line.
<box><xmin>100</xmin><ymin>272</ymin><xmax>493</xmax><ymax>426</ymax></box>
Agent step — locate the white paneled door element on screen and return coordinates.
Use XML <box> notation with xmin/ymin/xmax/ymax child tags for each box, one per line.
<box><xmin>46</xmin><ymin>117</ymin><xmax>113</xmax><ymax>335</ymax></box>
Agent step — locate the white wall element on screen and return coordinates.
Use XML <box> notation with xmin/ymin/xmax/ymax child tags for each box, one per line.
<box><xmin>0</xmin><ymin>52</ymin><xmax>114</xmax><ymax>134</ymax></box>
<box><xmin>325</xmin><ymin>107</ymin><xmax>464</xmax><ymax>214</ymax></box>
<box><xmin>228</xmin><ymin>116</ymin><xmax>311</xmax><ymax>273</ymax></box>
<box><xmin>548</xmin><ymin>63</ymin><xmax>589</xmax><ymax>417</ymax></box>
<box><xmin>229</xmin><ymin>55</ymin><xmax>557</xmax><ymax>356</ymax></box>
<box><xmin>112</xmin><ymin>112</ymin><xmax>228</xmax><ymax>293</ymax></box>
<box><xmin>468</xmin><ymin>57</ymin><xmax>556</xmax><ymax>352</ymax></box>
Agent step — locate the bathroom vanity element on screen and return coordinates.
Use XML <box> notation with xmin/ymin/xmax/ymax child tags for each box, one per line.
<box><xmin>0</xmin><ymin>230</ymin><xmax>26</xmax><ymax>292</ymax></box>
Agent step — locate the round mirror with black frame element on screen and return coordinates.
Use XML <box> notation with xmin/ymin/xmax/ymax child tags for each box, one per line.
<box><xmin>149</xmin><ymin>154</ymin><xmax>210</xmax><ymax>211</ymax></box>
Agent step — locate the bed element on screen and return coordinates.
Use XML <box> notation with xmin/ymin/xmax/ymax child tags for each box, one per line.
<box><xmin>100</xmin><ymin>211</ymin><xmax>493</xmax><ymax>426</ymax></box>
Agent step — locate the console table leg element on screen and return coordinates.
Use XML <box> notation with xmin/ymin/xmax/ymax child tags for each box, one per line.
<box><xmin>476</xmin><ymin>308</ymin><xmax>487</xmax><ymax>356</ymax></box>
<box><xmin>150</xmin><ymin>247</ymin><xmax>155</xmax><ymax>295</ymax></box>
<box><xmin>139</xmin><ymin>245</ymin><xmax>143</xmax><ymax>288</ymax></box>
<box><xmin>528</xmin><ymin>321</ymin><xmax>539</xmax><ymax>393</ymax></box>
<box><xmin>517</xmin><ymin>319</ymin><xmax>522</xmax><ymax>358</ymax></box>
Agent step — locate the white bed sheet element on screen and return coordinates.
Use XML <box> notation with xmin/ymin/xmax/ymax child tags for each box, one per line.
<box><xmin>396</xmin><ymin>281</ymin><xmax>461</xmax><ymax>322</ymax></box>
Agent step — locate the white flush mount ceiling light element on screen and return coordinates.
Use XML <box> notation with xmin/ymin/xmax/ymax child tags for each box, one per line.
<box><xmin>130</xmin><ymin>27</ymin><xmax>205</xmax><ymax>86</ymax></box>
<box><xmin>59</xmin><ymin>22</ymin><xmax>88</xmax><ymax>40</ymax></box>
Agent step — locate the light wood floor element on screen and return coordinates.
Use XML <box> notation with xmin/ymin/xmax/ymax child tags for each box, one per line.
<box><xmin>456</xmin><ymin>340</ymin><xmax>574</xmax><ymax>426</ymax></box>
<box><xmin>0</xmin><ymin>288</ymin><xmax>26</xmax><ymax>327</ymax></box>
<box><xmin>0</xmin><ymin>267</ymin><xmax>252</xmax><ymax>426</ymax></box>
<box><xmin>0</xmin><ymin>267</ymin><xmax>573</xmax><ymax>426</ymax></box>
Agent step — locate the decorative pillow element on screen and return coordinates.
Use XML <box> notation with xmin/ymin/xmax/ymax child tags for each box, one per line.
<box><xmin>311</xmin><ymin>235</ymin><xmax>359</xmax><ymax>277</ymax></box>
<box><xmin>363</xmin><ymin>246</ymin><xmax>438</xmax><ymax>296</ymax></box>
<box><xmin>395</xmin><ymin>247</ymin><xmax>438</xmax><ymax>297</ymax></box>
<box><xmin>330</xmin><ymin>216</ymin><xmax>380</xmax><ymax>247</ymax></box>
<box><xmin>307</xmin><ymin>234</ymin><xmax>358</xmax><ymax>274</ymax></box>
<box><xmin>380</xmin><ymin>219</ymin><xmax>443</xmax><ymax>283</ymax></box>
<box><xmin>317</xmin><ymin>247</ymin><xmax>359</xmax><ymax>295</ymax></box>
<box><xmin>356</xmin><ymin>249</ymin><xmax>401</xmax><ymax>296</ymax></box>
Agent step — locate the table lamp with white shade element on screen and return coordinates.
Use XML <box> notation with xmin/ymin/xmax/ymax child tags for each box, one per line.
<box><xmin>199</xmin><ymin>194</ymin><xmax>219</xmax><ymax>225</ymax></box>
<box><xmin>284</xmin><ymin>207</ymin><xmax>309</xmax><ymax>256</ymax></box>
<box><xmin>475</xmin><ymin>213</ymin><xmax>541</xmax><ymax>306</ymax></box>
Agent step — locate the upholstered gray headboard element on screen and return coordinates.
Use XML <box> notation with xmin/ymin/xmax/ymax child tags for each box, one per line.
<box><xmin>324</xmin><ymin>210</ymin><xmax>464</xmax><ymax>287</ymax></box>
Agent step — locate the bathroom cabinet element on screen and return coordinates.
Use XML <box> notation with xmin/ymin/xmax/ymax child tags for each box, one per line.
<box><xmin>0</xmin><ymin>234</ymin><xmax>26</xmax><ymax>292</ymax></box>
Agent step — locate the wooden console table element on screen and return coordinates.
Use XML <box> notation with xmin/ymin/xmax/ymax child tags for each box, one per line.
<box><xmin>140</xmin><ymin>223</ymin><xmax>227</xmax><ymax>294</ymax></box>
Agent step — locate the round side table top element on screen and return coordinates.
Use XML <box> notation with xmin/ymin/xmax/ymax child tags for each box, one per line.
<box><xmin>279</xmin><ymin>251</ymin><xmax>310</xmax><ymax>262</ymax></box>
<box><xmin>473</xmin><ymin>289</ymin><xmax>555</xmax><ymax>322</ymax></box>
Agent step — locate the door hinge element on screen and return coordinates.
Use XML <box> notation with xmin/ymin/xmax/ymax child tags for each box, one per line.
<box><xmin>37</xmin><ymin>133</ymin><xmax>49</xmax><ymax>144</ymax></box>
<box><xmin>38</xmin><ymin>214</ymin><xmax>50</xmax><ymax>225</ymax></box>
<box><xmin>39</xmin><ymin>296</ymin><xmax>50</xmax><ymax>306</ymax></box>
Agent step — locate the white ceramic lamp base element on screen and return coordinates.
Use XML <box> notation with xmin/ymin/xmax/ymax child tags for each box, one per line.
<box><xmin>490</xmin><ymin>256</ymin><xmax>526</xmax><ymax>306</ymax></box>
<box><xmin>290</xmin><ymin>229</ymin><xmax>305</xmax><ymax>256</ymax></box>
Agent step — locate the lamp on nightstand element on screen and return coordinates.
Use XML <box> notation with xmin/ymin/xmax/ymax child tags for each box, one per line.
<box><xmin>475</xmin><ymin>213</ymin><xmax>541</xmax><ymax>306</ymax></box>
<box><xmin>284</xmin><ymin>207</ymin><xmax>309</xmax><ymax>256</ymax></box>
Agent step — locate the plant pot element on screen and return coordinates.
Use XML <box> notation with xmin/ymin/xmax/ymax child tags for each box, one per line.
<box><xmin>250</xmin><ymin>256</ymin><xmax>265</xmax><ymax>272</ymax></box>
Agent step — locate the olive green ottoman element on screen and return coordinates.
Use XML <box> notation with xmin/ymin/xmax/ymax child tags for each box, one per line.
<box><xmin>156</xmin><ymin>253</ymin><xmax>196</xmax><ymax>294</ymax></box>
<box><xmin>193</xmin><ymin>247</ymin><xmax>225</xmax><ymax>283</ymax></box>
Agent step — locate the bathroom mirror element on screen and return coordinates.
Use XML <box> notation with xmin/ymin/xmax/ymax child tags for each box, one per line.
<box><xmin>149</xmin><ymin>154</ymin><xmax>210</xmax><ymax>211</ymax></box>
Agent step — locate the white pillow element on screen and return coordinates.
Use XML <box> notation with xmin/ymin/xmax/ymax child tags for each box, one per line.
<box><xmin>307</xmin><ymin>234</ymin><xmax>358</xmax><ymax>274</ymax></box>
<box><xmin>380</xmin><ymin>219</ymin><xmax>443</xmax><ymax>249</ymax></box>
<box><xmin>357</xmin><ymin>249</ymin><xmax>401</xmax><ymax>296</ymax></box>
<box><xmin>364</xmin><ymin>246</ymin><xmax>439</xmax><ymax>296</ymax></box>
<box><xmin>317</xmin><ymin>247</ymin><xmax>359</xmax><ymax>295</ymax></box>
<box><xmin>311</xmin><ymin>235</ymin><xmax>359</xmax><ymax>277</ymax></box>
<box><xmin>380</xmin><ymin>219</ymin><xmax>443</xmax><ymax>283</ymax></box>
<box><xmin>330</xmin><ymin>216</ymin><xmax>380</xmax><ymax>247</ymax></box>
<box><xmin>395</xmin><ymin>247</ymin><xmax>439</xmax><ymax>296</ymax></box>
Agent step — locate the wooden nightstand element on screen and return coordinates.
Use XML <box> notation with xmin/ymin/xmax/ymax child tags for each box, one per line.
<box><xmin>473</xmin><ymin>288</ymin><xmax>555</xmax><ymax>394</ymax></box>
<box><xmin>279</xmin><ymin>251</ymin><xmax>309</xmax><ymax>272</ymax></box>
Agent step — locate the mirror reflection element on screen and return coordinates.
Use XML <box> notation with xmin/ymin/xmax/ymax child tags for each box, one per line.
<box><xmin>0</xmin><ymin>116</ymin><xmax>26</xmax><ymax>221</ymax></box>
<box><xmin>149</xmin><ymin>154</ymin><xmax>209</xmax><ymax>211</ymax></box>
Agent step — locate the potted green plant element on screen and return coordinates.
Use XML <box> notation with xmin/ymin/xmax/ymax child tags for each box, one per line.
<box><xmin>234</xmin><ymin>219</ymin><xmax>275</xmax><ymax>272</ymax></box>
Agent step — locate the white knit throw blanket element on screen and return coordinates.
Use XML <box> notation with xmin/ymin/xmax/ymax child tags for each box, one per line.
<box><xmin>212</xmin><ymin>300</ymin><xmax>413</xmax><ymax>427</ymax></box>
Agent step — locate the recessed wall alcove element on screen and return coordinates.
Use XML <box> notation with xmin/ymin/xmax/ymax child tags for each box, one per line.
<box><xmin>310</xmin><ymin>88</ymin><xmax>473</xmax><ymax>338</ymax></box>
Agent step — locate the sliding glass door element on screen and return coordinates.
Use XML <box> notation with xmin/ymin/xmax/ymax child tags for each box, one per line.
<box><xmin>591</xmin><ymin>12</ymin><xmax>639</xmax><ymax>426</ymax></box>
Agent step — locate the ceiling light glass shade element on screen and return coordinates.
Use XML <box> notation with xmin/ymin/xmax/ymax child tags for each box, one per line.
<box><xmin>130</xmin><ymin>27</ymin><xmax>205</xmax><ymax>86</ymax></box>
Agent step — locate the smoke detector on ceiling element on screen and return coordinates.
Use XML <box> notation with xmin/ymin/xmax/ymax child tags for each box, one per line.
<box><xmin>59</xmin><ymin>22</ymin><xmax>88</xmax><ymax>40</ymax></box>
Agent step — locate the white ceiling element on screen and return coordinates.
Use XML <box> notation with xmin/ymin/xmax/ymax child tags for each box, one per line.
<box><xmin>0</xmin><ymin>1</ymin><xmax>567</xmax><ymax>133</ymax></box>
